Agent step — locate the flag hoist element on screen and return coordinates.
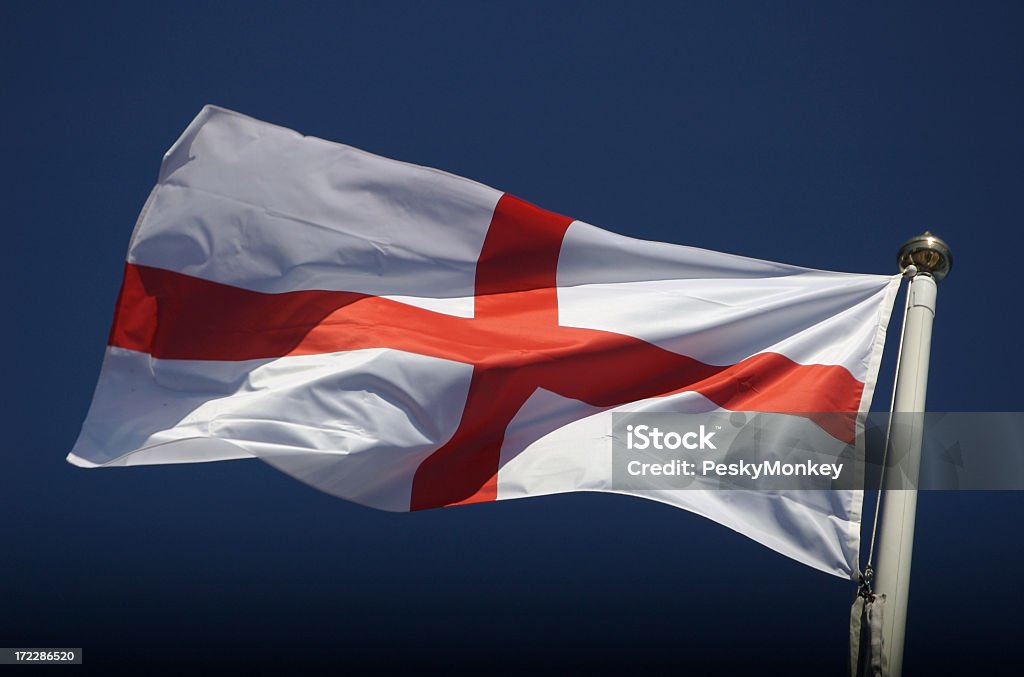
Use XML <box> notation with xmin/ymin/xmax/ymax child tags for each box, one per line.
<box><xmin>852</xmin><ymin>232</ymin><xmax>952</xmax><ymax>677</ymax></box>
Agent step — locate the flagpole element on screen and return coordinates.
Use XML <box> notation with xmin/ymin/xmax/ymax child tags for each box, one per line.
<box><xmin>871</xmin><ymin>232</ymin><xmax>952</xmax><ymax>676</ymax></box>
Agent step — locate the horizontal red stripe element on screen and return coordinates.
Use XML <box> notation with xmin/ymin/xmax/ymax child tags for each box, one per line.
<box><xmin>109</xmin><ymin>262</ymin><xmax>861</xmax><ymax>438</ymax></box>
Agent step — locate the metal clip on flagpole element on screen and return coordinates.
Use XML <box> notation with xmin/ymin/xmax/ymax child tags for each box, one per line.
<box><xmin>871</xmin><ymin>232</ymin><xmax>952</xmax><ymax>676</ymax></box>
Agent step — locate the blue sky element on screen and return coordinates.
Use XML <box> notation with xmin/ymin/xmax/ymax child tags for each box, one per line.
<box><xmin>3</xmin><ymin>2</ymin><xmax>1022</xmax><ymax>673</ymax></box>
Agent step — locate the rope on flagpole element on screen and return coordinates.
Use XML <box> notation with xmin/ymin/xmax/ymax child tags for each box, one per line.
<box><xmin>860</xmin><ymin>265</ymin><xmax>916</xmax><ymax>595</ymax></box>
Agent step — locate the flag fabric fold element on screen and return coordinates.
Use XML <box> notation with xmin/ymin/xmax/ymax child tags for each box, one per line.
<box><xmin>70</xmin><ymin>106</ymin><xmax>900</xmax><ymax>578</ymax></box>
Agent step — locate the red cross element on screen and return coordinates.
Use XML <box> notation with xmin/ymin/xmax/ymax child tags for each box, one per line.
<box><xmin>110</xmin><ymin>195</ymin><xmax>863</xmax><ymax>510</ymax></box>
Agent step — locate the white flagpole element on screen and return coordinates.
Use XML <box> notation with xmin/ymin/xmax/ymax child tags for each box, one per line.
<box><xmin>871</xmin><ymin>232</ymin><xmax>952</xmax><ymax>676</ymax></box>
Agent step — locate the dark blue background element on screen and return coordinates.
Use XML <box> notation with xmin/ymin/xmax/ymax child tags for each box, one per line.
<box><xmin>3</xmin><ymin>2</ymin><xmax>1021</xmax><ymax>674</ymax></box>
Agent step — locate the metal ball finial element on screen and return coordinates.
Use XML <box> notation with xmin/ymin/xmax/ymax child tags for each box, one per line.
<box><xmin>897</xmin><ymin>231</ymin><xmax>952</xmax><ymax>281</ymax></box>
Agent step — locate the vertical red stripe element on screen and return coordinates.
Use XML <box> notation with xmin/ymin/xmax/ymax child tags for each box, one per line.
<box><xmin>410</xmin><ymin>195</ymin><xmax>574</xmax><ymax>510</ymax></box>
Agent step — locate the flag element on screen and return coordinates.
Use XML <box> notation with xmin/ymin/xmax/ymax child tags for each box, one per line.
<box><xmin>70</xmin><ymin>106</ymin><xmax>900</xmax><ymax>577</ymax></box>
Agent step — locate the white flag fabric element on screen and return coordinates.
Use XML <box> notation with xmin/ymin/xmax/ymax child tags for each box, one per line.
<box><xmin>70</xmin><ymin>106</ymin><xmax>900</xmax><ymax>577</ymax></box>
